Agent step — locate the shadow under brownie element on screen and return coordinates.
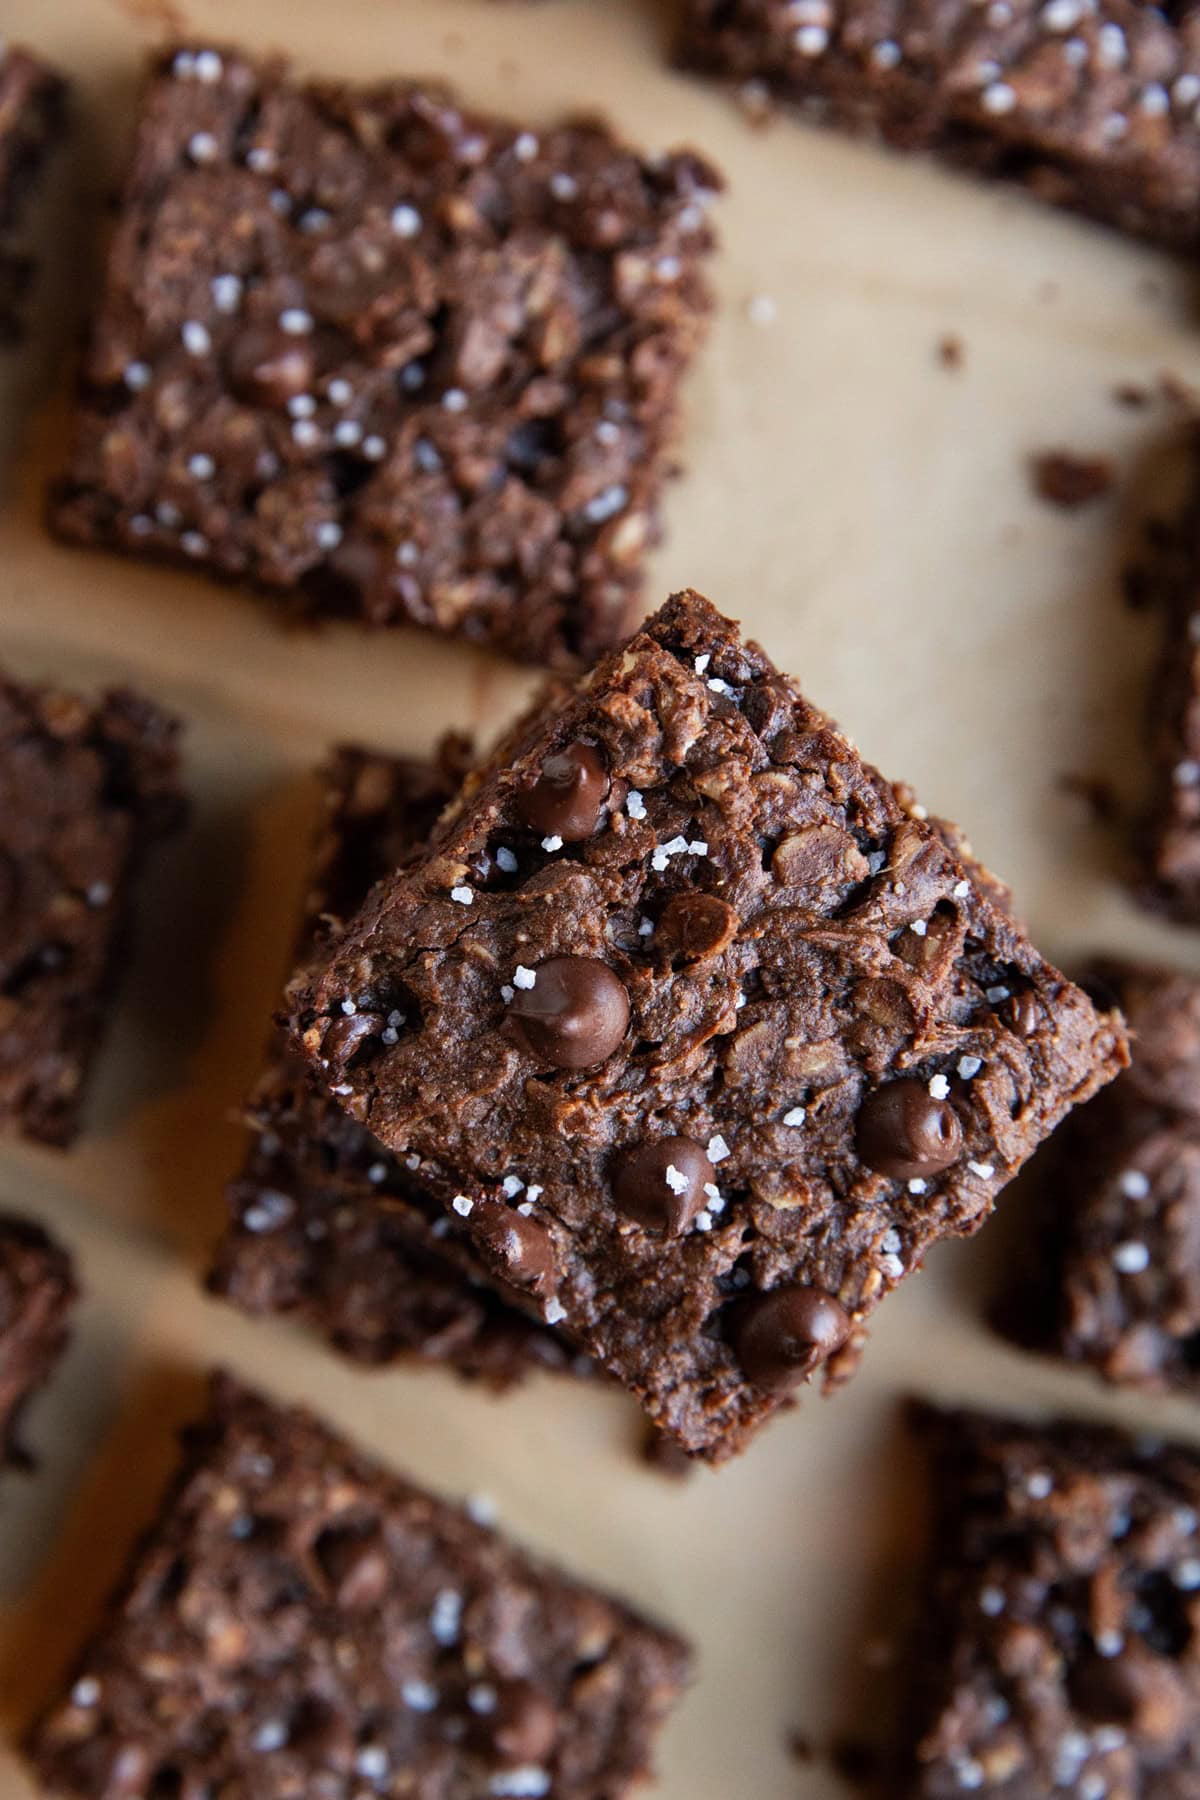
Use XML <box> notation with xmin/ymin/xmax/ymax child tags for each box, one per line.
<box><xmin>51</xmin><ymin>43</ymin><xmax>720</xmax><ymax>669</ymax></box>
<box><xmin>0</xmin><ymin>1214</ymin><xmax>76</xmax><ymax>1471</ymax></box>
<box><xmin>27</xmin><ymin>1373</ymin><xmax>691</xmax><ymax>1800</ymax></box>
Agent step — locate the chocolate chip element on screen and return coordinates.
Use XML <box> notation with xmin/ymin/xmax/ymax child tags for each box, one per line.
<box><xmin>228</xmin><ymin>328</ymin><xmax>315</xmax><ymax>404</ymax></box>
<box><xmin>732</xmin><ymin>1285</ymin><xmax>851</xmax><ymax>1392</ymax></box>
<box><xmin>472</xmin><ymin>1201</ymin><xmax>555</xmax><ymax>1294</ymax></box>
<box><xmin>656</xmin><ymin>892</ymin><xmax>738</xmax><ymax>961</ymax></box>
<box><xmin>1071</xmin><ymin>1645</ymin><xmax>1189</xmax><ymax>1747</ymax></box>
<box><xmin>515</xmin><ymin>743</ymin><xmax>609</xmax><ymax>841</ymax></box>
<box><xmin>319</xmin><ymin>1011</ymin><xmax>384</xmax><ymax>1070</ymax></box>
<box><xmin>312</xmin><ymin>1522</ymin><xmax>390</xmax><ymax>1612</ymax></box>
<box><xmin>485</xmin><ymin>1680</ymin><xmax>558</xmax><ymax>1767</ymax></box>
<box><xmin>856</xmin><ymin>1077</ymin><xmax>963</xmax><ymax>1180</ymax></box>
<box><xmin>507</xmin><ymin>955</ymin><xmax>629</xmax><ymax>1069</ymax></box>
<box><xmin>613</xmin><ymin>1136</ymin><xmax>715</xmax><ymax>1234</ymax></box>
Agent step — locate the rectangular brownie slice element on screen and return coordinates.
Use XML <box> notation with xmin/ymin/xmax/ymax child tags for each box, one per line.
<box><xmin>678</xmin><ymin>0</ymin><xmax>1200</xmax><ymax>256</ymax></box>
<box><xmin>0</xmin><ymin>674</ymin><xmax>186</xmax><ymax>1145</ymax></box>
<box><xmin>292</xmin><ymin>588</ymin><xmax>1128</xmax><ymax>1463</ymax></box>
<box><xmin>0</xmin><ymin>45</ymin><xmax>66</xmax><ymax>337</ymax></box>
<box><xmin>210</xmin><ymin>740</ymin><xmax>589</xmax><ymax>1383</ymax></box>
<box><xmin>906</xmin><ymin>1402</ymin><xmax>1200</xmax><ymax>1796</ymax></box>
<box><xmin>1000</xmin><ymin>958</ymin><xmax>1200</xmax><ymax>1392</ymax></box>
<box><xmin>1134</xmin><ymin>439</ymin><xmax>1200</xmax><ymax>920</ymax></box>
<box><xmin>27</xmin><ymin>1373</ymin><xmax>691</xmax><ymax>1800</ymax></box>
<box><xmin>50</xmin><ymin>43</ymin><xmax>720</xmax><ymax>669</ymax></box>
<box><xmin>0</xmin><ymin>1213</ymin><xmax>76</xmax><ymax>1470</ymax></box>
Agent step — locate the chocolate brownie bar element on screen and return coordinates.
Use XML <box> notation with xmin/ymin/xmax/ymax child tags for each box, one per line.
<box><xmin>0</xmin><ymin>674</ymin><xmax>186</xmax><ymax>1145</ymax></box>
<box><xmin>907</xmin><ymin>1402</ymin><xmax>1200</xmax><ymax>1796</ymax></box>
<box><xmin>292</xmin><ymin>589</ymin><xmax>1128</xmax><ymax>1462</ymax></box>
<box><xmin>0</xmin><ymin>46</ymin><xmax>65</xmax><ymax>337</ymax></box>
<box><xmin>679</xmin><ymin>0</ymin><xmax>1200</xmax><ymax>256</ymax></box>
<box><xmin>0</xmin><ymin>1214</ymin><xmax>75</xmax><ymax>1469</ymax></box>
<box><xmin>51</xmin><ymin>45</ymin><xmax>720</xmax><ymax>670</ymax></box>
<box><xmin>1001</xmin><ymin>958</ymin><xmax>1200</xmax><ymax>1392</ymax></box>
<box><xmin>28</xmin><ymin>1373</ymin><xmax>691</xmax><ymax>1800</ymax></box>
<box><xmin>211</xmin><ymin>741</ymin><xmax>587</xmax><ymax>1382</ymax></box>
<box><xmin>1135</xmin><ymin>442</ymin><xmax>1200</xmax><ymax>920</ymax></box>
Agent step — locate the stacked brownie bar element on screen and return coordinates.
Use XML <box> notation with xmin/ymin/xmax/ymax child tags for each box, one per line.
<box><xmin>0</xmin><ymin>45</ymin><xmax>65</xmax><ymax>335</ymax></box>
<box><xmin>291</xmin><ymin>588</ymin><xmax>1127</xmax><ymax>1462</ymax></box>
<box><xmin>28</xmin><ymin>1374</ymin><xmax>691</xmax><ymax>1800</ymax></box>
<box><xmin>0</xmin><ymin>1214</ymin><xmax>75</xmax><ymax>1470</ymax></box>
<box><xmin>0</xmin><ymin>672</ymin><xmax>186</xmax><ymax>1145</ymax></box>
<box><xmin>907</xmin><ymin>1403</ymin><xmax>1200</xmax><ymax>1796</ymax></box>
<box><xmin>679</xmin><ymin>0</ymin><xmax>1200</xmax><ymax>256</ymax></box>
<box><xmin>211</xmin><ymin>739</ymin><xmax>589</xmax><ymax>1384</ymax></box>
<box><xmin>51</xmin><ymin>45</ymin><xmax>720</xmax><ymax>668</ymax></box>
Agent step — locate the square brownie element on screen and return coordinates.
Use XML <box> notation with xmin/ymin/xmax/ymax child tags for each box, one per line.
<box><xmin>210</xmin><ymin>740</ymin><xmax>588</xmax><ymax>1383</ymax></box>
<box><xmin>0</xmin><ymin>45</ymin><xmax>66</xmax><ymax>337</ymax></box>
<box><xmin>28</xmin><ymin>1373</ymin><xmax>691</xmax><ymax>1800</ymax></box>
<box><xmin>1134</xmin><ymin>441</ymin><xmax>1200</xmax><ymax>920</ymax></box>
<box><xmin>292</xmin><ymin>589</ymin><xmax>1128</xmax><ymax>1462</ymax></box>
<box><xmin>678</xmin><ymin>0</ymin><xmax>1200</xmax><ymax>257</ymax></box>
<box><xmin>0</xmin><ymin>1213</ymin><xmax>76</xmax><ymax>1470</ymax></box>
<box><xmin>1001</xmin><ymin>958</ymin><xmax>1200</xmax><ymax>1392</ymax></box>
<box><xmin>907</xmin><ymin>1402</ymin><xmax>1200</xmax><ymax>1796</ymax></box>
<box><xmin>51</xmin><ymin>44</ymin><xmax>720</xmax><ymax>669</ymax></box>
<box><xmin>0</xmin><ymin>674</ymin><xmax>186</xmax><ymax>1145</ymax></box>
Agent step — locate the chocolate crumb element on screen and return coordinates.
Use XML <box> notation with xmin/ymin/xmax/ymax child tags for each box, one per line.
<box><xmin>787</xmin><ymin>1729</ymin><xmax>815</xmax><ymax>1763</ymax></box>
<box><xmin>641</xmin><ymin>1424</ymin><xmax>695</xmax><ymax>1480</ymax></box>
<box><xmin>936</xmin><ymin>334</ymin><xmax>963</xmax><ymax>370</ymax></box>
<box><xmin>1113</xmin><ymin>383</ymin><xmax>1150</xmax><ymax>409</ymax></box>
<box><xmin>1029</xmin><ymin>450</ymin><xmax>1114</xmax><ymax>510</ymax></box>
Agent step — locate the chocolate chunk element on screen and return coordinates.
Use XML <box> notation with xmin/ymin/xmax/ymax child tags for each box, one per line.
<box><xmin>732</xmin><ymin>1286</ymin><xmax>851</xmax><ymax>1393</ymax></box>
<box><xmin>856</xmin><ymin>1078</ymin><xmax>963</xmax><ymax>1181</ymax></box>
<box><xmin>472</xmin><ymin>1202</ymin><xmax>555</xmax><ymax>1294</ymax></box>
<box><xmin>507</xmin><ymin>956</ymin><xmax>630</xmax><ymax>1069</ymax></box>
<box><xmin>516</xmin><ymin>743</ymin><xmax>610</xmax><ymax>841</ymax></box>
<box><xmin>318</xmin><ymin>1010</ymin><xmax>383</xmax><ymax>1070</ymax></box>
<box><xmin>313</xmin><ymin>1522</ymin><xmax>391</xmax><ymax>1612</ymax></box>
<box><xmin>227</xmin><ymin>327</ymin><xmax>315</xmax><ymax>405</ymax></box>
<box><xmin>613</xmin><ymin>1136</ymin><xmax>715</xmax><ymax>1234</ymax></box>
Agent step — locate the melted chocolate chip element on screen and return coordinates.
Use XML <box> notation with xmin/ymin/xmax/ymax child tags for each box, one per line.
<box><xmin>319</xmin><ymin>1010</ymin><xmax>384</xmax><ymax>1070</ymax></box>
<box><xmin>507</xmin><ymin>956</ymin><xmax>629</xmax><ymax>1069</ymax></box>
<box><xmin>732</xmin><ymin>1285</ymin><xmax>851</xmax><ymax>1393</ymax></box>
<box><xmin>477</xmin><ymin>1680</ymin><xmax>558</xmax><ymax>1767</ymax></box>
<box><xmin>856</xmin><ymin>1077</ymin><xmax>963</xmax><ymax>1180</ymax></box>
<box><xmin>472</xmin><ymin>1202</ymin><xmax>555</xmax><ymax>1294</ymax></box>
<box><xmin>228</xmin><ymin>328</ymin><xmax>315</xmax><ymax>405</ymax></box>
<box><xmin>613</xmin><ymin>1136</ymin><xmax>715</xmax><ymax>1234</ymax></box>
<box><xmin>515</xmin><ymin>743</ymin><xmax>609</xmax><ymax>841</ymax></box>
<box><xmin>312</xmin><ymin>1523</ymin><xmax>390</xmax><ymax>1612</ymax></box>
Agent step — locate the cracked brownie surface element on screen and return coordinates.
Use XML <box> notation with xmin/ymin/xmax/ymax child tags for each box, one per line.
<box><xmin>293</xmin><ymin>590</ymin><xmax>1127</xmax><ymax>1462</ymax></box>
<box><xmin>211</xmin><ymin>741</ymin><xmax>590</xmax><ymax>1383</ymax></box>
<box><xmin>679</xmin><ymin>0</ymin><xmax>1200</xmax><ymax>256</ymax></box>
<box><xmin>908</xmin><ymin>1403</ymin><xmax>1200</xmax><ymax>1798</ymax></box>
<box><xmin>0</xmin><ymin>673</ymin><xmax>186</xmax><ymax>1145</ymax></box>
<box><xmin>28</xmin><ymin>1374</ymin><xmax>690</xmax><ymax>1800</ymax></box>
<box><xmin>51</xmin><ymin>44</ymin><xmax>720</xmax><ymax>668</ymax></box>
<box><xmin>0</xmin><ymin>1214</ymin><xmax>76</xmax><ymax>1470</ymax></box>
